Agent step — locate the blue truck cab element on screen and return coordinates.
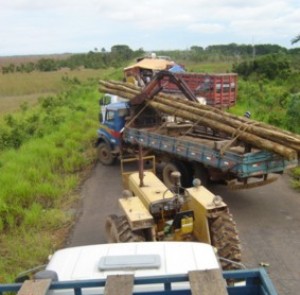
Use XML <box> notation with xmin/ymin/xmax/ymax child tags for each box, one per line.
<box><xmin>96</xmin><ymin>101</ymin><xmax>129</xmax><ymax>165</ymax></box>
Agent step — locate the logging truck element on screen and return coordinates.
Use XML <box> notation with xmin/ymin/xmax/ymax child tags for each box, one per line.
<box><xmin>96</xmin><ymin>98</ymin><xmax>297</xmax><ymax>189</ymax></box>
<box><xmin>2</xmin><ymin>242</ymin><xmax>278</xmax><ymax>295</ymax></box>
<box><xmin>124</xmin><ymin>57</ymin><xmax>238</xmax><ymax>107</ymax></box>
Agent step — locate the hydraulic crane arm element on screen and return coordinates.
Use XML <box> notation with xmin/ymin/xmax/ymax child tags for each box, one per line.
<box><xmin>130</xmin><ymin>70</ymin><xmax>198</xmax><ymax>105</ymax></box>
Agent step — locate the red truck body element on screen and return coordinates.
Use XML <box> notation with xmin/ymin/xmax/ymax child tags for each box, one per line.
<box><xmin>124</xmin><ymin>58</ymin><xmax>238</xmax><ymax>108</ymax></box>
<box><xmin>161</xmin><ymin>72</ymin><xmax>237</xmax><ymax>107</ymax></box>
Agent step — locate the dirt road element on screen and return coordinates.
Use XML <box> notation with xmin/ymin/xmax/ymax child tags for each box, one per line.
<box><xmin>68</xmin><ymin>162</ymin><xmax>300</xmax><ymax>295</ymax></box>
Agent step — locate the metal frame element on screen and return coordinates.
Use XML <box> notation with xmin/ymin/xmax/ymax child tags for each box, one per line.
<box><xmin>0</xmin><ymin>268</ymin><xmax>277</xmax><ymax>295</ymax></box>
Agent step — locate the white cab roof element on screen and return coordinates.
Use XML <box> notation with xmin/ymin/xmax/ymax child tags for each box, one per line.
<box><xmin>46</xmin><ymin>242</ymin><xmax>220</xmax><ymax>281</ymax></box>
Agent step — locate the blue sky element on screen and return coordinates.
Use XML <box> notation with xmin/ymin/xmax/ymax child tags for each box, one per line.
<box><xmin>1</xmin><ymin>0</ymin><xmax>300</xmax><ymax>56</ymax></box>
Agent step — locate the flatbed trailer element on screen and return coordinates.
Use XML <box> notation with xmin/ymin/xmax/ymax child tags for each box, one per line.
<box><xmin>122</xmin><ymin>125</ymin><xmax>297</xmax><ymax>189</ymax></box>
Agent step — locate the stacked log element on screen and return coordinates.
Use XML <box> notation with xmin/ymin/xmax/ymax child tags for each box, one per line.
<box><xmin>99</xmin><ymin>80</ymin><xmax>300</xmax><ymax>160</ymax></box>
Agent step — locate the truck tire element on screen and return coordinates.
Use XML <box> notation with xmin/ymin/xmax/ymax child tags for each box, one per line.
<box><xmin>162</xmin><ymin>161</ymin><xmax>192</xmax><ymax>188</ymax></box>
<box><xmin>105</xmin><ymin>215</ymin><xmax>145</xmax><ymax>243</ymax></box>
<box><xmin>208</xmin><ymin>209</ymin><xmax>242</xmax><ymax>270</ymax></box>
<box><xmin>194</xmin><ymin>164</ymin><xmax>209</xmax><ymax>187</ymax></box>
<box><xmin>97</xmin><ymin>142</ymin><xmax>115</xmax><ymax>166</ymax></box>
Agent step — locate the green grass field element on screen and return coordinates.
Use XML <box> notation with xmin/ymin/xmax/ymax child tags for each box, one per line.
<box><xmin>183</xmin><ymin>61</ymin><xmax>234</xmax><ymax>73</ymax></box>
<box><xmin>0</xmin><ymin>68</ymin><xmax>120</xmax><ymax>115</ymax></box>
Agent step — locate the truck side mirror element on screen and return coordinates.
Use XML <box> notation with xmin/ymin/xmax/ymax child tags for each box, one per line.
<box><xmin>99</xmin><ymin>96</ymin><xmax>111</xmax><ymax>106</ymax></box>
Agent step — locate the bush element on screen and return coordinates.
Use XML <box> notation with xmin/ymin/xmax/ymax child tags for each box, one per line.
<box><xmin>233</xmin><ymin>54</ymin><xmax>291</xmax><ymax>80</ymax></box>
<box><xmin>285</xmin><ymin>94</ymin><xmax>300</xmax><ymax>133</ymax></box>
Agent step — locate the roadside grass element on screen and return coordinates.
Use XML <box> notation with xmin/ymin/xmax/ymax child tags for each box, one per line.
<box><xmin>290</xmin><ymin>166</ymin><xmax>300</xmax><ymax>190</ymax></box>
<box><xmin>0</xmin><ymin>83</ymin><xmax>99</xmax><ymax>282</ymax></box>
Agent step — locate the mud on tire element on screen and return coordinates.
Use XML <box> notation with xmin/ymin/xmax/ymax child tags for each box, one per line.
<box><xmin>209</xmin><ymin>208</ymin><xmax>242</xmax><ymax>270</ymax></box>
<box><xmin>105</xmin><ymin>215</ymin><xmax>145</xmax><ymax>243</ymax></box>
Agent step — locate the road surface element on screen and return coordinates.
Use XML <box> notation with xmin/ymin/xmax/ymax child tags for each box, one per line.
<box><xmin>67</xmin><ymin>162</ymin><xmax>300</xmax><ymax>295</ymax></box>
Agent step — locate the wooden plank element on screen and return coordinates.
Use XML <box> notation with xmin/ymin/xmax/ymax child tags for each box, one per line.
<box><xmin>104</xmin><ymin>275</ymin><xmax>134</xmax><ymax>295</ymax></box>
<box><xmin>17</xmin><ymin>279</ymin><xmax>52</xmax><ymax>295</ymax></box>
<box><xmin>188</xmin><ymin>269</ymin><xmax>228</xmax><ymax>295</ymax></box>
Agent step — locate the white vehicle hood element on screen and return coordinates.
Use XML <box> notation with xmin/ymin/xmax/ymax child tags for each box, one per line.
<box><xmin>46</xmin><ymin>242</ymin><xmax>220</xmax><ymax>281</ymax></box>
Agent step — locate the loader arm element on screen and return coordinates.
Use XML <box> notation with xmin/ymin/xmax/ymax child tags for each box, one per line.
<box><xmin>130</xmin><ymin>70</ymin><xmax>198</xmax><ymax>105</ymax></box>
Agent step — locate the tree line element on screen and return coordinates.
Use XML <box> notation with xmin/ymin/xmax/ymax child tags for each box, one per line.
<box><xmin>2</xmin><ymin>43</ymin><xmax>300</xmax><ymax>74</ymax></box>
<box><xmin>1</xmin><ymin>45</ymin><xmax>144</xmax><ymax>74</ymax></box>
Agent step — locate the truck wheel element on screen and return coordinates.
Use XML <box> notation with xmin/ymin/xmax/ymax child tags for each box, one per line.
<box><xmin>162</xmin><ymin>162</ymin><xmax>180</xmax><ymax>188</ymax></box>
<box><xmin>162</xmin><ymin>162</ymin><xmax>192</xmax><ymax>188</ymax></box>
<box><xmin>194</xmin><ymin>164</ymin><xmax>209</xmax><ymax>187</ymax></box>
<box><xmin>97</xmin><ymin>143</ymin><xmax>115</xmax><ymax>165</ymax></box>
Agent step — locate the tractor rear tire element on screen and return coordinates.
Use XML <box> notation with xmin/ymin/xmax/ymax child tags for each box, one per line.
<box><xmin>209</xmin><ymin>209</ymin><xmax>242</xmax><ymax>270</ymax></box>
<box><xmin>105</xmin><ymin>215</ymin><xmax>145</xmax><ymax>243</ymax></box>
<box><xmin>162</xmin><ymin>161</ymin><xmax>192</xmax><ymax>188</ymax></box>
<box><xmin>98</xmin><ymin>142</ymin><xmax>115</xmax><ymax>166</ymax></box>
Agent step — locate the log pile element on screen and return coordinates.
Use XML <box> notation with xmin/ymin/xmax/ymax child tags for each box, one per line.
<box><xmin>99</xmin><ymin>80</ymin><xmax>300</xmax><ymax>160</ymax></box>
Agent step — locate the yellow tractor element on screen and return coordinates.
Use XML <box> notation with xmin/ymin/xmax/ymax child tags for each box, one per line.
<box><xmin>105</xmin><ymin>156</ymin><xmax>241</xmax><ymax>270</ymax></box>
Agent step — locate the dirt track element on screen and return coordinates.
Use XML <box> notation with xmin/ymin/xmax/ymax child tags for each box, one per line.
<box><xmin>67</xmin><ymin>162</ymin><xmax>300</xmax><ymax>295</ymax></box>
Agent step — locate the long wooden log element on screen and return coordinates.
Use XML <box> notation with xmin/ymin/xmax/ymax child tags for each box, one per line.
<box><xmin>149</xmin><ymin>101</ymin><xmax>297</xmax><ymax>160</ymax></box>
<box><xmin>99</xmin><ymin>83</ymin><xmax>297</xmax><ymax>159</ymax></box>
<box><xmin>102</xmin><ymin>80</ymin><xmax>300</xmax><ymax>148</ymax></box>
<box><xmin>99</xmin><ymin>80</ymin><xmax>300</xmax><ymax>151</ymax></box>
<box><xmin>102</xmin><ymin>84</ymin><xmax>297</xmax><ymax>159</ymax></box>
<box><xmin>153</xmin><ymin>95</ymin><xmax>300</xmax><ymax>152</ymax></box>
<box><xmin>162</xmin><ymin>93</ymin><xmax>300</xmax><ymax>143</ymax></box>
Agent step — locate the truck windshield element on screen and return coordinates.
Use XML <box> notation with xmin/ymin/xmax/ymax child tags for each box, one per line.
<box><xmin>118</xmin><ymin>108</ymin><xmax>129</xmax><ymax>117</ymax></box>
<box><xmin>106</xmin><ymin>110</ymin><xmax>115</xmax><ymax>122</ymax></box>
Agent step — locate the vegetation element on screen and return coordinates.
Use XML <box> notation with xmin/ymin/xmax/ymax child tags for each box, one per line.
<box><xmin>292</xmin><ymin>33</ymin><xmax>300</xmax><ymax>45</ymax></box>
<box><xmin>0</xmin><ymin>79</ymin><xmax>100</xmax><ymax>282</ymax></box>
<box><xmin>1</xmin><ymin>43</ymin><xmax>297</xmax><ymax>74</ymax></box>
<box><xmin>0</xmin><ymin>69</ymin><xmax>120</xmax><ymax>114</ymax></box>
<box><xmin>1</xmin><ymin>45</ymin><xmax>143</xmax><ymax>74</ymax></box>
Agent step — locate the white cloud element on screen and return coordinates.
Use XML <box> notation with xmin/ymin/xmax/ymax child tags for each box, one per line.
<box><xmin>0</xmin><ymin>0</ymin><xmax>299</xmax><ymax>55</ymax></box>
<box><xmin>187</xmin><ymin>23</ymin><xmax>224</xmax><ymax>34</ymax></box>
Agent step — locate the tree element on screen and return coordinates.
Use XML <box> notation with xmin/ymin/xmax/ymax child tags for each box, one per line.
<box><xmin>111</xmin><ymin>45</ymin><xmax>133</xmax><ymax>60</ymax></box>
<box><xmin>1</xmin><ymin>63</ymin><xmax>15</xmax><ymax>74</ymax></box>
<box><xmin>291</xmin><ymin>34</ymin><xmax>300</xmax><ymax>44</ymax></box>
<box><xmin>233</xmin><ymin>54</ymin><xmax>291</xmax><ymax>80</ymax></box>
<box><xmin>191</xmin><ymin>46</ymin><xmax>204</xmax><ymax>52</ymax></box>
<box><xmin>36</xmin><ymin>58</ymin><xmax>57</xmax><ymax>72</ymax></box>
<box><xmin>286</xmin><ymin>94</ymin><xmax>300</xmax><ymax>133</ymax></box>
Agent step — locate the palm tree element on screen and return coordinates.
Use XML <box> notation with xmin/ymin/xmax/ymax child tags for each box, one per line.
<box><xmin>291</xmin><ymin>34</ymin><xmax>300</xmax><ymax>44</ymax></box>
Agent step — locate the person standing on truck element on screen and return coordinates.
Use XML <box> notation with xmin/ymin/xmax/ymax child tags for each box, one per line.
<box><xmin>244</xmin><ymin>111</ymin><xmax>251</xmax><ymax>119</ymax></box>
<box><xmin>126</xmin><ymin>73</ymin><xmax>139</xmax><ymax>86</ymax></box>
